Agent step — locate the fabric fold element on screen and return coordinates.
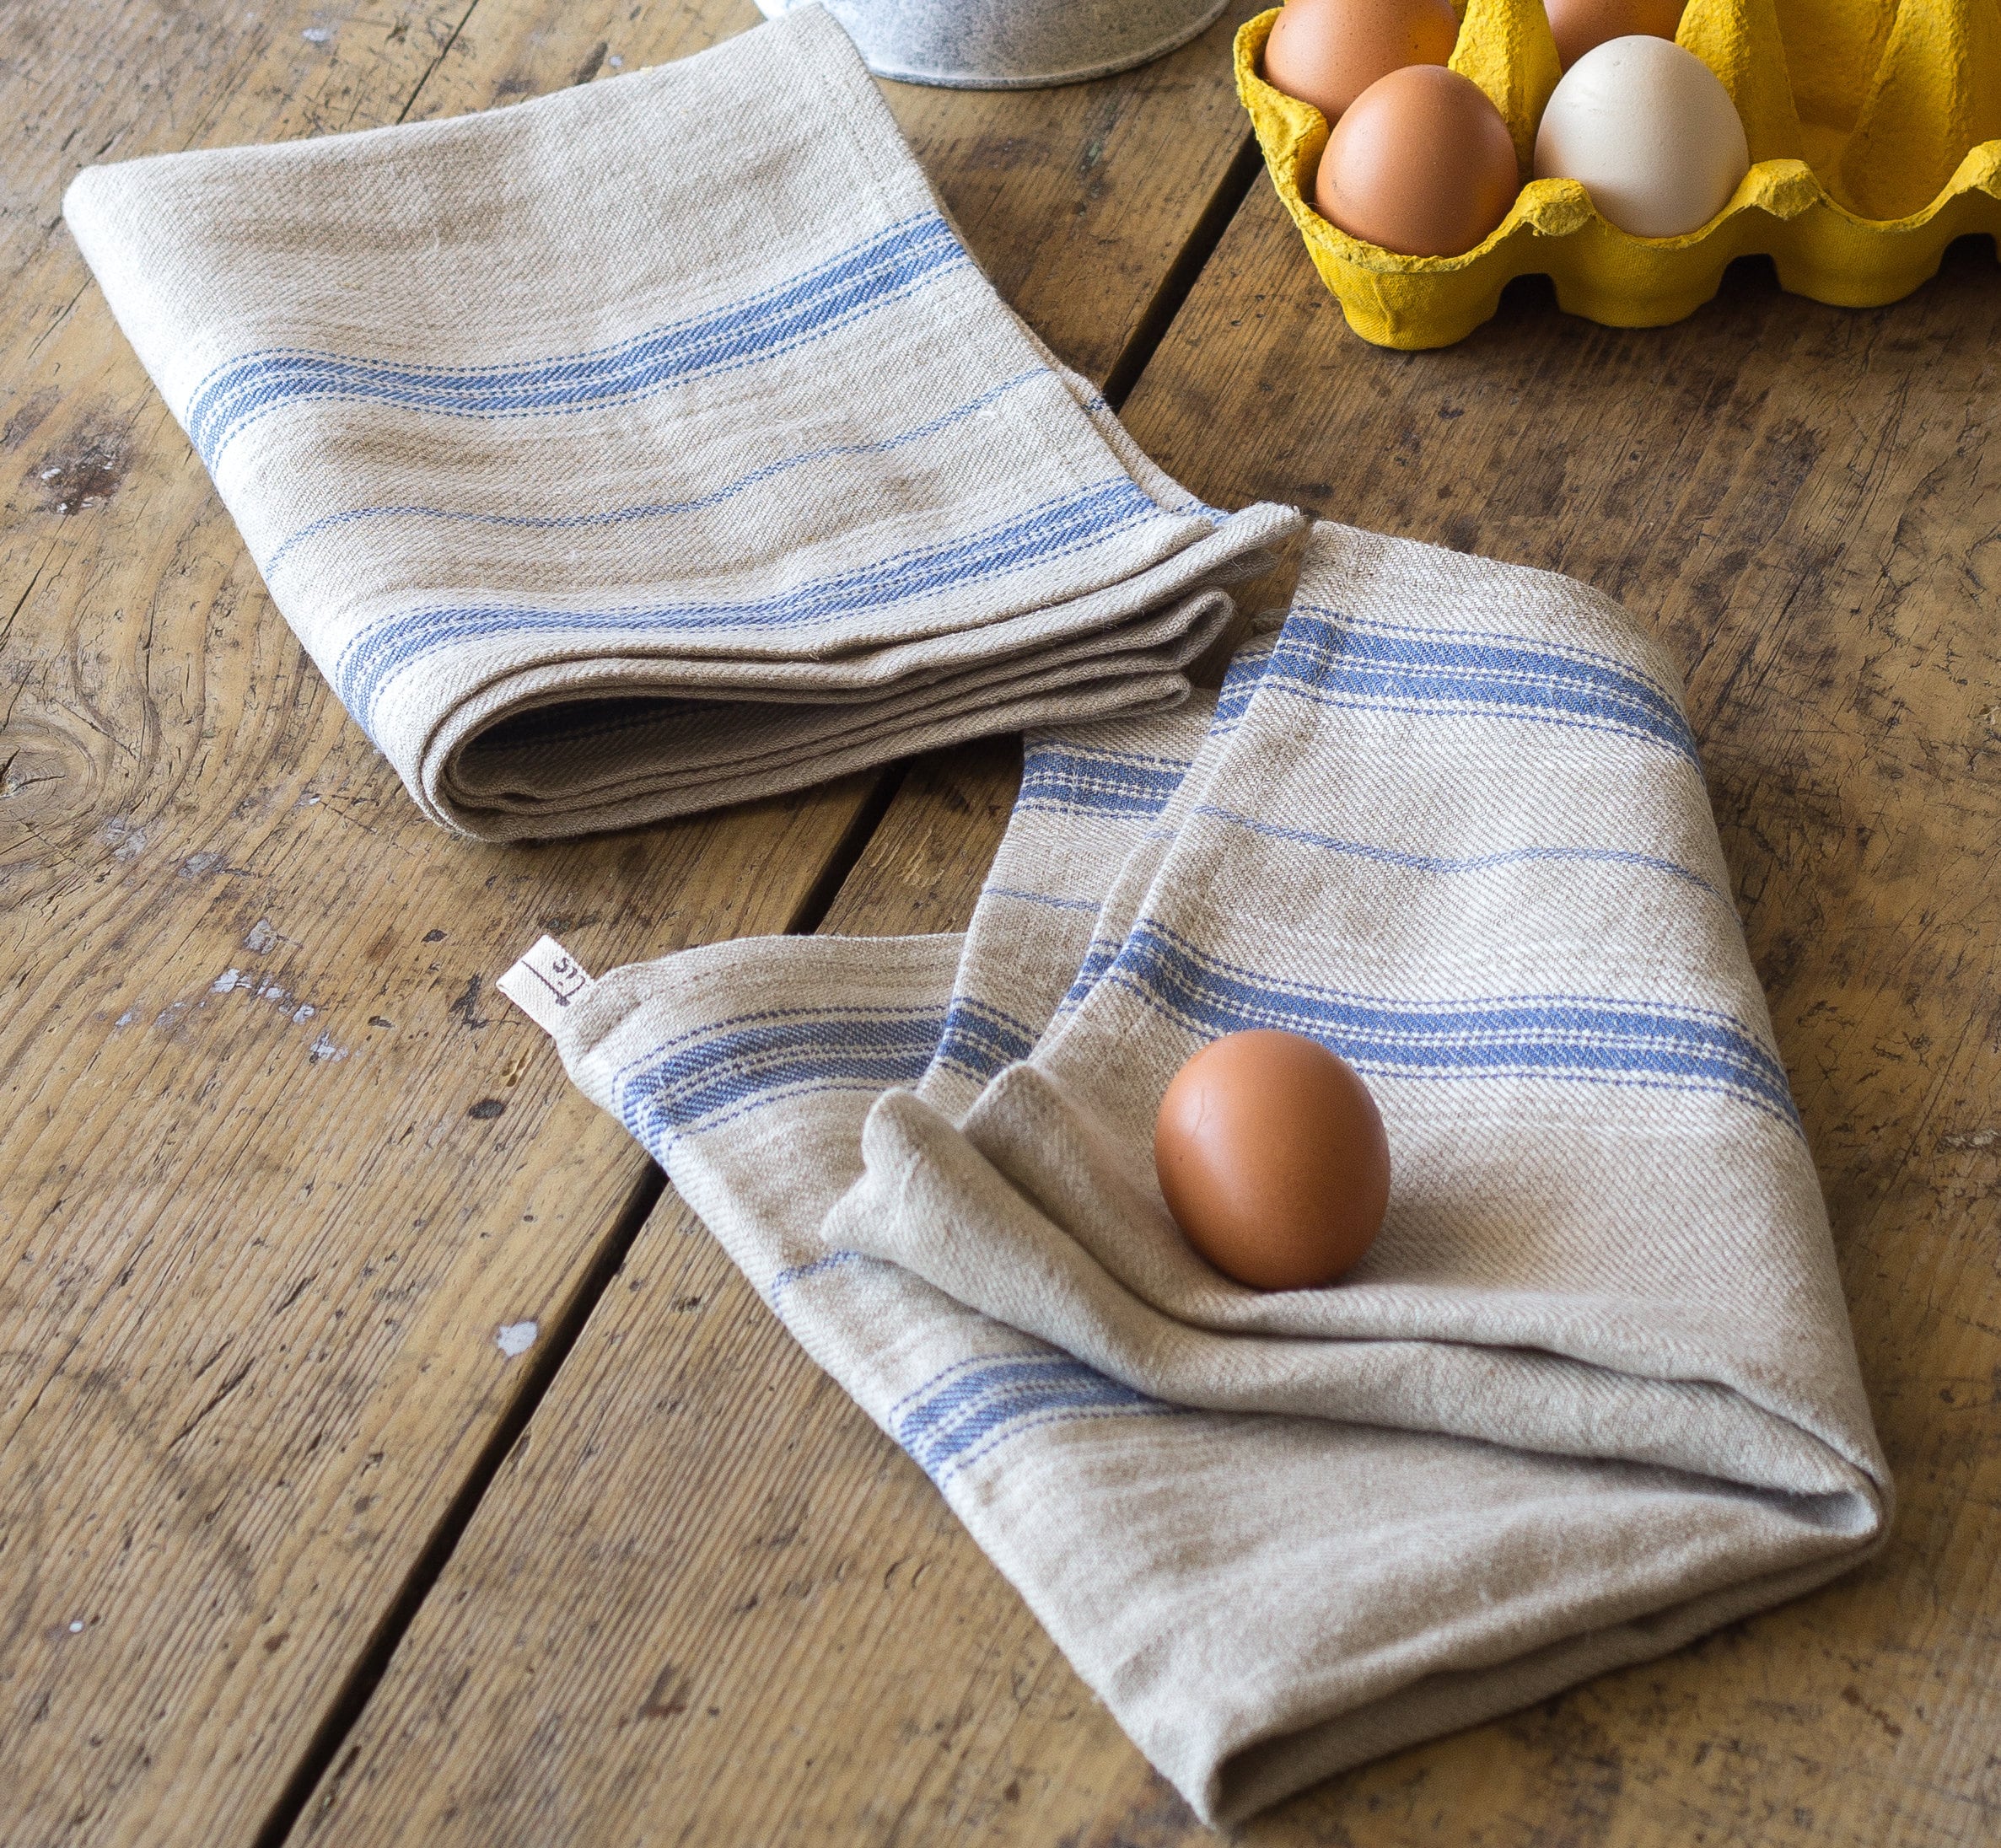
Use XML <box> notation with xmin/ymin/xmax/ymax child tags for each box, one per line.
<box><xmin>557</xmin><ymin>519</ymin><xmax>1887</xmax><ymax>1824</ymax></box>
<box><xmin>63</xmin><ymin>5</ymin><xmax>1299</xmax><ymax>838</ymax></box>
<box><xmin>551</xmin><ymin>516</ymin><xmax>1889</xmax><ymax>1816</ymax></box>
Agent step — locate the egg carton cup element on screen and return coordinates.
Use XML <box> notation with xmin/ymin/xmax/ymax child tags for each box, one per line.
<box><xmin>1238</xmin><ymin>0</ymin><xmax>2001</xmax><ymax>348</ymax></box>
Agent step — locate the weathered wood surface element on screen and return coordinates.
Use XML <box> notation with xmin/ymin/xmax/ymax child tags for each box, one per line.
<box><xmin>297</xmin><ymin>191</ymin><xmax>2001</xmax><ymax>1848</ymax></box>
<box><xmin>0</xmin><ymin>3</ymin><xmax>1266</xmax><ymax>1842</ymax></box>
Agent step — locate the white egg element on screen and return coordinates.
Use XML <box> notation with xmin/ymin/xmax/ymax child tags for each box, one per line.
<box><xmin>1533</xmin><ymin>36</ymin><xmax>1750</xmax><ymax>239</ymax></box>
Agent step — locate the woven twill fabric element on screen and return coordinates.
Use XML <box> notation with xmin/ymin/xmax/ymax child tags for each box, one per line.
<box><xmin>557</xmin><ymin>521</ymin><xmax>1888</xmax><ymax>1825</ymax></box>
<box><xmin>62</xmin><ymin>6</ymin><xmax>1297</xmax><ymax>840</ymax></box>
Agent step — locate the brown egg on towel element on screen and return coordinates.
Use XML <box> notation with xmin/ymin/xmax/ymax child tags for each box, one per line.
<box><xmin>1154</xmin><ymin>1029</ymin><xmax>1390</xmax><ymax>1292</ymax></box>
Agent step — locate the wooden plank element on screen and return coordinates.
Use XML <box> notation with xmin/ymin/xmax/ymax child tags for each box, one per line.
<box><xmin>0</xmin><ymin>3</ymin><xmax>1264</xmax><ymax>1844</ymax></box>
<box><xmin>297</xmin><ymin>187</ymin><xmax>2001</xmax><ymax>1848</ymax></box>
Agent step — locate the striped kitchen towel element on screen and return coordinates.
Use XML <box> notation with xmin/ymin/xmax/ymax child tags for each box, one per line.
<box><xmin>554</xmin><ymin>521</ymin><xmax>1888</xmax><ymax>1825</ymax></box>
<box><xmin>62</xmin><ymin>5</ymin><xmax>1297</xmax><ymax>840</ymax></box>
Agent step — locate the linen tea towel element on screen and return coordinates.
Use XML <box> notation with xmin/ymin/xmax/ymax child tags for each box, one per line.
<box><xmin>62</xmin><ymin>6</ymin><xmax>1298</xmax><ymax>840</ymax></box>
<box><xmin>555</xmin><ymin>521</ymin><xmax>1889</xmax><ymax>1824</ymax></box>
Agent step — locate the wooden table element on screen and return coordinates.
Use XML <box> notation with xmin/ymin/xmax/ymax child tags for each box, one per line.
<box><xmin>4</xmin><ymin>3</ymin><xmax>1998</xmax><ymax>1843</ymax></box>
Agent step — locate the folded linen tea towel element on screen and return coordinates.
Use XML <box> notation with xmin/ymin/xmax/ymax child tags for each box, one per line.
<box><xmin>62</xmin><ymin>6</ymin><xmax>1297</xmax><ymax>840</ymax></box>
<box><xmin>554</xmin><ymin>521</ymin><xmax>1890</xmax><ymax>1825</ymax></box>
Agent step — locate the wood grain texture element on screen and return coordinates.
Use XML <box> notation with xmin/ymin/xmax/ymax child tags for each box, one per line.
<box><xmin>0</xmin><ymin>2</ymin><xmax>1264</xmax><ymax>1843</ymax></box>
<box><xmin>292</xmin><ymin>197</ymin><xmax>1999</xmax><ymax>1848</ymax></box>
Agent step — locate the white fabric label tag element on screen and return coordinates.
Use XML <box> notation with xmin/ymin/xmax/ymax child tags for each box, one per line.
<box><xmin>497</xmin><ymin>935</ymin><xmax>594</xmax><ymax>1036</ymax></box>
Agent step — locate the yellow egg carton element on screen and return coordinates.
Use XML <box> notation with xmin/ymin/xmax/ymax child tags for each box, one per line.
<box><xmin>1237</xmin><ymin>0</ymin><xmax>2001</xmax><ymax>347</ymax></box>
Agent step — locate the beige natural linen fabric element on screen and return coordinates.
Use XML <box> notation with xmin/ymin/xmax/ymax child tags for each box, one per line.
<box><xmin>61</xmin><ymin>5</ymin><xmax>1296</xmax><ymax>840</ymax></box>
<box><xmin>556</xmin><ymin>521</ymin><xmax>1889</xmax><ymax>1824</ymax></box>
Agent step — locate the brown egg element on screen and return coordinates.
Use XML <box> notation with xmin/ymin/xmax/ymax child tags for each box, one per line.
<box><xmin>1544</xmin><ymin>0</ymin><xmax>1686</xmax><ymax>69</ymax></box>
<box><xmin>1262</xmin><ymin>0</ymin><xmax>1461</xmax><ymax>122</ymax></box>
<box><xmin>1313</xmin><ymin>64</ymin><xmax>1520</xmax><ymax>257</ymax></box>
<box><xmin>1154</xmin><ymin>1029</ymin><xmax>1390</xmax><ymax>1292</ymax></box>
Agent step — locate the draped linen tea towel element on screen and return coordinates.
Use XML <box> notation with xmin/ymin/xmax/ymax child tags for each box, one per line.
<box><xmin>62</xmin><ymin>6</ymin><xmax>1296</xmax><ymax>840</ymax></box>
<box><xmin>554</xmin><ymin>522</ymin><xmax>1889</xmax><ymax>1825</ymax></box>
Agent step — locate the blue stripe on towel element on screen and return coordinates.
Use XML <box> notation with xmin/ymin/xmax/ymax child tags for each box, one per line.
<box><xmin>890</xmin><ymin>1351</ymin><xmax>1175</xmax><ymax>1484</ymax></box>
<box><xmin>1212</xmin><ymin>634</ymin><xmax>1277</xmax><ymax>732</ymax></box>
<box><xmin>615</xmin><ymin>1004</ymin><xmax>944</xmax><ymax>1152</ymax></box>
<box><xmin>1102</xmin><ymin>919</ymin><xmax>1800</xmax><ymax>1126</ymax></box>
<box><xmin>1190</xmin><ymin>806</ymin><xmax>1730</xmax><ymax>905</ymax></box>
<box><xmin>1058</xmin><ymin>935</ymin><xmax>1124</xmax><ymax>1013</ymax></box>
<box><xmin>931</xmin><ymin>996</ymin><xmax>1036</xmax><ymax>1084</ymax></box>
<box><xmin>1270</xmin><ymin>609</ymin><xmax>1699</xmax><ymax>763</ymax></box>
<box><xmin>1015</xmin><ymin>739</ymin><xmax>1192</xmax><ymax>820</ymax></box>
<box><xmin>260</xmin><ymin>368</ymin><xmax>1046</xmax><ymax>580</ymax></box>
<box><xmin>186</xmin><ymin>213</ymin><xmax>970</xmax><ymax>465</ymax></box>
<box><xmin>768</xmin><ymin>1249</ymin><xmax>868</xmax><ymax>1303</ymax></box>
<box><xmin>335</xmin><ymin>475</ymin><xmax>1165</xmax><ymax>733</ymax></box>
<box><xmin>979</xmin><ymin>885</ymin><xmax>1103</xmax><ymax>915</ymax></box>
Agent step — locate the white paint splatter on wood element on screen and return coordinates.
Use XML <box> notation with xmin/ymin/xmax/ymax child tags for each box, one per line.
<box><xmin>496</xmin><ymin>1321</ymin><xmax>538</xmax><ymax>1359</ymax></box>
